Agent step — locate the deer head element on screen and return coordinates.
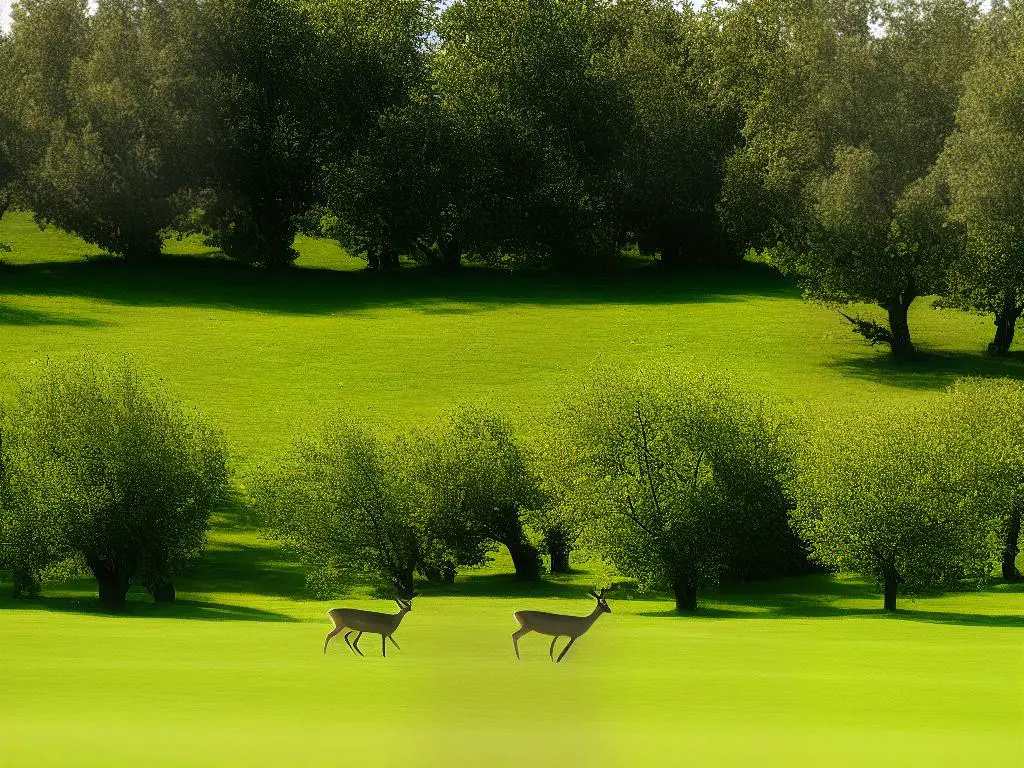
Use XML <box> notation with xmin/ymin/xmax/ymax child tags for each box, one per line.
<box><xmin>587</xmin><ymin>588</ymin><xmax>611</xmax><ymax>614</ymax></box>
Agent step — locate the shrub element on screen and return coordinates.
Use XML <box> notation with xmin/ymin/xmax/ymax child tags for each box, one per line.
<box><xmin>19</xmin><ymin>357</ymin><xmax>228</xmax><ymax>608</ymax></box>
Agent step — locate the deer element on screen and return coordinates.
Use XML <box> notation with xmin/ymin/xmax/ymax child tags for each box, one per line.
<box><xmin>511</xmin><ymin>588</ymin><xmax>611</xmax><ymax>663</ymax></box>
<box><xmin>323</xmin><ymin>592</ymin><xmax>418</xmax><ymax>658</ymax></box>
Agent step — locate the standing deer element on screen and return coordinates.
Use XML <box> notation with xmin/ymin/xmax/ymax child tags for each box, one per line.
<box><xmin>511</xmin><ymin>588</ymin><xmax>611</xmax><ymax>662</ymax></box>
<box><xmin>323</xmin><ymin>593</ymin><xmax>418</xmax><ymax>657</ymax></box>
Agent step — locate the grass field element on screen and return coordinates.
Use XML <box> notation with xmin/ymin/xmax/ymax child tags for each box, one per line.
<box><xmin>1</xmin><ymin>212</ymin><xmax>1022</xmax><ymax>766</ymax></box>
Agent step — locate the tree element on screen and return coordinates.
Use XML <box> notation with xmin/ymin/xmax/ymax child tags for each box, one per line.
<box><xmin>413</xmin><ymin>407</ymin><xmax>545</xmax><ymax>580</ymax></box>
<box><xmin>12</xmin><ymin>0</ymin><xmax>203</xmax><ymax>260</ymax></box>
<box><xmin>323</xmin><ymin>78</ymin><xmax>473</xmax><ymax>272</ymax></box>
<box><xmin>939</xmin><ymin>378</ymin><xmax>1024</xmax><ymax>581</ymax></box>
<box><xmin>434</xmin><ymin>0</ymin><xmax>625</xmax><ymax>269</ymax></box>
<box><xmin>938</xmin><ymin>4</ymin><xmax>1024</xmax><ymax>355</ymax></box>
<box><xmin>19</xmin><ymin>358</ymin><xmax>228</xmax><ymax>609</ymax></box>
<box><xmin>195</xmin><ymin>0</ymin><xmax>429</xmax><ymax>267</ymax></box>
<box><xmin>602</xmin><ymin>0</ymin><xmax>741</xmax><ymax>268</ymax></box>
<box><xmin>2</xmin><ymin>0</ymin><xmax>90</xmax><ymax>244</ymax></box>
<box><xmin>788</xmin><ymin>399</ymin><xmax>1008</xmax><ymax>611</ymax></box>
<box><xmin>320</xmin><ymin>2</ymin><xmax>456</xmax><ymax>271</ymax></box>
<box><xmin>0</xmin><ymin>31</ymin><xmax>24</xmax><ymax>228</ymax></box>
<box><xmin>255</xmin><ymin>419</ymin><xmax>428</xmax><ymax>596</ymax></box>
<box><xmin>719</xmin><ymin>0</ymin><xmax>976</xmax><ymax>358</ymax></box>
<box><xmin>562</xmin><ymin>366</ymin><xmax>793</xmax><ymax>612</ymax></box>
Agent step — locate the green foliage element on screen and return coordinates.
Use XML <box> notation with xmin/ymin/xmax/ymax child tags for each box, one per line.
<box><xmin>254</xmin><ymin>418</ymin><xmax>425</xmax><ymax>596</ymax></box>
<box><xmin>603</xmin><ymin>0</ymin><xmax>741</xmax><ymax>267</ymax></box>
<box><xmin>435</xmin><ymin>0</ymin><xmax>624</xmax><ymax>269</ymax></box>
<box><xmin>17</xmin><ymin>356</ymin><xmax>229</xmax><ymax>607</ymax></box>
<box><xmin>939</xmin><ymin>377</ymin><xmax>1024</xmax><ymax>580</ymax></box>
<box><xmin>318</xmin><ymin>1</ymin><xmax>446</xmax><ymax>270</ymax></box>
<box><xmin>0</xmin><ymin>420</ymin><xmax>73</xmax><ymax>597</ymax></box>
<box><xmin>412</xmin><ymin>406</ymin><xmax>544</xmax><ymax>579</ymax></box>
<box><xmin>788</xmin><ymin>390</ymin><xmax>1008</xmax><ymax>610</ymax></box>
<box><xmin>11</xmin><ymin>0</ymin><xmax>202</xmax><ymax>260</ymax></box>
<box><xmin>721</xmin><ymin>0</ymin><xmax>976</xmax><ymax>357</ymax></box>
<box><xmin>194</xmin><ymin>0</ymin><xmax>430</xmax><ymax>267</ymax></box>
<box><xmin>938</xmin><ymin>3</ymin><xmax>1024</xmax><ymax>354</ymax></box>
<box><xmin>560</xmin><ymin>365</ymin><xmax>794</xmax><ymax>611</ymax></box>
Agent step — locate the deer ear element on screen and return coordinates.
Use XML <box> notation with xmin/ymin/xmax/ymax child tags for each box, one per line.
<box><xmin>587</xmin><ymin>591</ymin><xmax>599</xmax><ymax>599</ymax></box>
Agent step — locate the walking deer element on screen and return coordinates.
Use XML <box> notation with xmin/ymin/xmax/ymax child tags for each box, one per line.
<box><xmin>512</xmin><ymin>588</ymin><xmax>611</xmax><ymax>662</ymax></box>
<box><xmin>323</xmin><ymin>593</ymin><xmax>418</xmax><ymax>657</ymax></box>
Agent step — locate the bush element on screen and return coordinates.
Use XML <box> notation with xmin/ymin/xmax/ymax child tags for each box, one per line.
<box><xmin>788</xmin><ymin>398</ymin><xmax>1008</xmax><ymax>611</ymax></box>
<box><xmin>560</xmin><ymin>365</ymin><xmax>795</xmax><ymax>612</ymax></box>
<box><xmin>254</xmin><ymin>417</ymin><xmax>427</xmax><ymax>596</ymax></box>
<box><xmin>0</xmin><ymin>422</ymin><xmax>72</xmax><ymax>598</ymax></box>
<box><xmin>18</xmin><ymin>357</ymin><xmax>228</xmax><ymax>609</ymax></box>
<box><xmin>411</xmin><ymin>407</ymin><xmax>544</xmax><ymax>580</ymax></box>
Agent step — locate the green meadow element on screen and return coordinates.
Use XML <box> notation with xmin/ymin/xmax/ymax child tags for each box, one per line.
<box><xmin>0</xmin><ymin>211</ymin><xmax>1021</xmax><ymax>766</ymax></box>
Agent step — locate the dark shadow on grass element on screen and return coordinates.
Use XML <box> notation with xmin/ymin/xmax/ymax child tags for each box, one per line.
<box><xmin>635</xmin><ymin>575</ymin><xmax>1024</xmax><ymax>626</ymax></box>
<box><xmin>0</xmin><ymin>257</ymin><xmax>798</xmax><ymax>316</ymax></box>
<box><xmin>826</xmin><ymin>349</ymin><xmax>1024</xmax><ymax>391</ymax></box>
<box><xmin>892</xmin><ymin>609</ymin><xmax>1024</xmax><ymax>628</ymax></box>
<box><xmin>0</xmin><ymin>302</ymin><xmax>108</xmax><ymax>327</ymax></box>
<box><xmin>182</xmin><ymin>540</ymin><xmax>309</xmax><ymax>600</ymax></box>
<box><xmin>0</xmin><ymin>593</ymin><xmax>295</xmax><ymax>621</ymax></box>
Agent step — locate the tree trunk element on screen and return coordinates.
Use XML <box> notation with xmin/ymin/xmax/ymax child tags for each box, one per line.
<box><xmin>671</xmin><ymin>578</ymin><xmax>698</xmax><ymax>612</ymax></box>
<box><xmin>121</xmin><ymin>231</ymin><xmax>163</xmax><ymax>262</ymax></box>
<box><xmin>89</xmin><ymin>559</ymin><xmax>131</xmax><ymax>611</ymax></box>
<box><xmin>546</xmin><ymin>528</ymin><xmax>571</xmax><ymax>574</ymax></box>
<box><xmin>418</xmin><ymin>560</ymin><xmax>456</xmax><ymax>584</ymax></box>
<box><xmin>254</xmin><ymin>203</ymin><xmax>298</xmax><ymax>268</ymax></box>
<box><xmin>658</xmin><ymin>241</ymin><xmax>683</xmax><ymax>270</ymax></box>
<box><xmin>1002</xmin><ymin>508</ymin><xmax>1022</xmax><ymax>582</ymax></box>
<box><xmin>12</xmin><ymin>567</ymin><xmax>40</xmax><ymax>599</ymax></box>
<box><xmin>884</xmin><ymin>301</ymin><xmax>915</xmax><ymax>359</ymax></box>
<box><xmin>883</xmin><ymin>570</ymin><xmax>899</xmax><ymax>612</ymax></box>
<box><xmin>147</xmin><ymin>579</ymin><xmax>176</xmax><ymax>603</ymax></box>
<box><xmin>988</xmin><ymin>291</ymin><xmax>1020</xmax><ymax>356</ymax></box>
<box><xmin>504</xmin><ymin>536</ymin><xmax>541</xmax><ymax>580</ymax></box>
<box><xmin>437</xmin><ymin>235</ymin><xmax>462</xmax><ymax>270</ymax></box>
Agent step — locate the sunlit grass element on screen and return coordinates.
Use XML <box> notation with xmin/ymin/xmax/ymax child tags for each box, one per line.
<box><xmin>0</xmin><ymin>212</ymin><xmax>1022</xmax><ymax>766</ymax></box>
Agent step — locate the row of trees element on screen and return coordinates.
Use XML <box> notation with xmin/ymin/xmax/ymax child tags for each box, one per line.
<box><xmin>258</xmin><ymin>366</ymin><xmax>1022</xmax><ymax>613</ymax></box>
<box><xmin>3</xmin><ymin>0</ymin><xmax>1022</xmax><ymax>355</ymax></box>
<box><xmin>0</xmin><ymin>0</ymin><xmax>738</xmax><ymax>270</ymax></box>
<box><xmin>1</xmin><ymin>356</ymin><xmax>1021</xmax><ymax>611</ymax></box>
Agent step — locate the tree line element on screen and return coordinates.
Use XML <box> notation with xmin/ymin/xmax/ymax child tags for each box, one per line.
<box><xmin>1</xmin><ymin>0</ymin><xmax>1023</xmax><ymax>356</ymax></box>
<box><xmin>2</xmin><ymin>356</ymin><xmax>1021</xmax><ymax>613</ymax></box>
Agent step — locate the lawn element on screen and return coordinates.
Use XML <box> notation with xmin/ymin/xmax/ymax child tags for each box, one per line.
<box><xmin>0</xmin><ymin>213</ymin><xmax>1022</xmax><ymax>767</ymax></box>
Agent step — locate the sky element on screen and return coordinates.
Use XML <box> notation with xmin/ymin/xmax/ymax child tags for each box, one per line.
<box><xmin>1</xmin><ymin>0</ymin><xmax>10</xmax><ymax>32</ymax></box>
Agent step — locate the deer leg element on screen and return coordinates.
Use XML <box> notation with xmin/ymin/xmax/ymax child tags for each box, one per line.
<box><xmin>549</xmin><ymin>636</ymin><xmax>559</xmax><ymax>661</ymax></box>
<box><xmin>352</xmin><ymin>632</ymin><xmax>365</xmax><ymax>657</ymax></box>
<box><xmin>512</xmin><ymin>627</ymin><xmax>531</xmax><ymax>659</ymax></box>
<box><xmin>387</xmin><ymin>635</ymin><xmax>401</xmax><ymax>651</ymax></box>
<box><xmin>555</xmin><ymin>637</ymin><xmax>577</xmax><ymax>663</ymax></box>
<box><xmin>343</xmin><ymin>631</ymin><xmax>356</xmax><ymax>654</ymax></box>
<box><xmin>324</xmin><ymin>627</ymin><xmax>342</xmax><ymax>655</ymax></box>
<box><xmin>382</xmin><ymin>634</ymin><xmax>387</xmax><ymax>658</ymax></box>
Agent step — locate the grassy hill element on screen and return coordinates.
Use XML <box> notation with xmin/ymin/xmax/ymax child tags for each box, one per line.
<box><xmin>0</xmin><ymin>212</ymin><xmax>1021</xmax><ymax>767</ymax></box>
<box><xmin>2</xmin><ymin>212</ymin><xmax>1020</xmax><ymax>464</ymax></box>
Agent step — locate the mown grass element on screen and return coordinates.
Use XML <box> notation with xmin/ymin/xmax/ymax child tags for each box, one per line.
<box><xmin>0</xmin><ymin>212</ymin><xmax>1022</xmax><ymax>766</ymax></box>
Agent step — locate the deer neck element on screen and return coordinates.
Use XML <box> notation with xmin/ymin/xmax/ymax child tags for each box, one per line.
<box><xmin>391</xmin><ymin>606</ymin><xmax>410</xmax><ymax>629</ymax></box>
<box><xmin>582</xmin><ymin>605</ymin><xmax>604</xmax><ymax>630</ymax></box>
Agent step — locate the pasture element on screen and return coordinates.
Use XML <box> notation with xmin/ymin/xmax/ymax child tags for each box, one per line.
<box><xmin>0</xmin><ymin>212</ymin><xmax>1022</xmax><ymax>766</ymax></box>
